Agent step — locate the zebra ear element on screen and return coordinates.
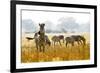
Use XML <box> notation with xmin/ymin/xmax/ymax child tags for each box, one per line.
<box><xmin>38</xmin><ymin>31</ymin><xmax>40</xmax><ymax>35</ymax></box>
<box><xmin>39</xmin><ymin>23</ymin><xmax>41</xmax><ymax>26</ymax></box>
<box><xmin>43</xmin><ymin>24</ymin><xmax>45</xmax><ymax>26</ymax></box>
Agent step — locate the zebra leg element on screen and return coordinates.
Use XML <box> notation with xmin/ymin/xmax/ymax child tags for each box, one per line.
<box><xmin>83</xmin><ymin>40</ymin><xmax>86</xmax><ymax>45</ymax></box>
<box><xmin>79</xmin><ymin>40</ymin><xmax>82</xmax><ymax>45</ymax></box>
<box><xmin>66</xmin><ymin>42</ymin><xmax>68</xmax><ymax>47</ymax></box>
<box><xmin>54</xmin><ymin>41</ymin><xmax>55</xmax><ymax>46</ymax></box>
<box><xmin>40</xmin><ymin>46</ymin><xmax>42</xmax><ymax>52</ymax></box>
<box><xmin>72</xmin><ymin>42</ymin><xmax>74</xmax><ymax>46</ymax></box>
<box><xmin>52</xmin><ymin>41</ymin><xmax>53</xmax><ymax>46</ymax></box>
<box><xmin>49</xmin><ymin>42</ymin><xmax>51</xmax><ymax>46</ymax></box>
<box><xmin>59</xmin><ymin>41</ymin><xmax>61</xmax><ymax>46</ymax></box>
<box><xmin>63</xmin><ymin>39</ymin><xmax>64</xmax><ymax>43</ymax></box>
<box><xmin>42</xmin><ymin>45</ymin><xmax>45</xmax><ymax>52</ymax></box>
<box><xmin>36</xmin><ymin>44</ymin><xmax>38</xmax><ymax>52</ymax></box>
<box><xmin>83</xmin><ymin>40</ymin><xmax>86</xmax><ymax>48</ymax></box>
<box><xmin>77</xmin><ymin>41</ymin><xmax>80</xmax><ymax>45</ymax></box>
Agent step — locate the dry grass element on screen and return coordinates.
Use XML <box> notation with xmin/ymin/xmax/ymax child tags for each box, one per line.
<box><xmin>21</xmin><ymin>33</ymin><xmax>90</xmax><ymax>63</ymax></box>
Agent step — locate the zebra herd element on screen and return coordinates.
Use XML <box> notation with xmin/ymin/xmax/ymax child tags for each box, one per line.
<box><xmin>26</xmin><ymin>23</ymin><xmax>86</xmax><ymax>52</ymax></box>
<box><xmin>51</xmin><ymin>35</ymin><xmax>86</xmax><ymax>47</ymax></box>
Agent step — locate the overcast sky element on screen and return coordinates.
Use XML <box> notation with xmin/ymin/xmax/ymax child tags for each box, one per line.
<box><xmin>22</xmin><ymin>10</ymin><xmax>90</xmax><ymax>33</ymax></box>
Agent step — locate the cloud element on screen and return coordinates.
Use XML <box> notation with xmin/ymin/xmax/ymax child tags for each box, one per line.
<box><xmin>57</xmin><ymin>17</ymin><xmax>80</xmax><ymax>32</ymax></box>
<box><xmin>22</xmin><ymin>17</ymin><xmax>90</xmax><ymax>33</ymax></box>
<box><xmin>44</xmin><ymin>21</ymin><xmax>54</xmax><ymax>33</ymax></box>
<box><xmin>78</xmin><ymin>22</ymin><xmax>90</xmax><ymax>32</ymax></box>
<box><xmin>22</xmin><ymin>19</ymin><xmax>37</xmax><ymax>33</ymax></box>
<box><xmin>44</xmin><ymin>20</ymin><xmax>64</xmax><ymax>33</ymax></box>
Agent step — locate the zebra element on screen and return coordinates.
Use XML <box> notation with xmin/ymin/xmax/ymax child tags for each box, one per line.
<box><xmin>71</xmin><ymin>35</ymin><xmax>86</xmax><ymax>45</ymax></box>
<box><xmin>65</xmin><ymin>36</ymin><xmax>75</xmax><ymax>47</ymax></box>
<box><xmin>34</xmin><ymin>32</ymin><xmax>51</xmax><ymax>52</ymax></box>
<box><xmin>51</xmin><ymin>36</ymin><xmax>61</xmax><ymax>46</ymax></box>
<box><xmin>65</xmin><ymin>35</ymin><xmax>86</xmax><ymax>47</ymax></box>
<box><xmin>58</xmin><ymin>35</ymin><xmax>64</xmax><ymax>43</ymax></box>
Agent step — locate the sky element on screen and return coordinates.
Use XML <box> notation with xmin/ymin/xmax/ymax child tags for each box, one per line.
<box><xmin>22</xmin><ymin>10</ymin><xmax>90</xmax><ymax>33</ymax></box>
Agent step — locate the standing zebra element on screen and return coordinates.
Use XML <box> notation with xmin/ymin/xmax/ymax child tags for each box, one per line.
<box><xmin>37</xmin><ymin>23</ymin><xmax>45</xmax><ymax>52</ymax></box>
<box><xmin>34</xmin><ymin>33</ymin><xmax>51</xmax><ymax>52</ymax></box>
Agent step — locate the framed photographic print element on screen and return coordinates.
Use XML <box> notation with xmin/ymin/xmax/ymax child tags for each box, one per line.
<box><xmin>10</xmin><ymin>0</ymin><xmax>97</xmax><ymax>72</ymax></box>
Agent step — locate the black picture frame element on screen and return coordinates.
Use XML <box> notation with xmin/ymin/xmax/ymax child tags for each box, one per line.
<box><xmin>10</xmin><ymin>0</ymin><xmax>97</xmax><ymax>73</ymax></box>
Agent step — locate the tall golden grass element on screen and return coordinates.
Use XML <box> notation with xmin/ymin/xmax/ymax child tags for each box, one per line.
<box><xmin>21</xmin><ymin>32</ymin><xmax>90</xmax><ymax>63</ymax></box>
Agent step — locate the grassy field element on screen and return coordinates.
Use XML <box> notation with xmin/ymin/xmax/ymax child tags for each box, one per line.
<box><xmin>21</xmin><ymin>32</ymin><xmax>90</xmax><ymax>63</ymax></box>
